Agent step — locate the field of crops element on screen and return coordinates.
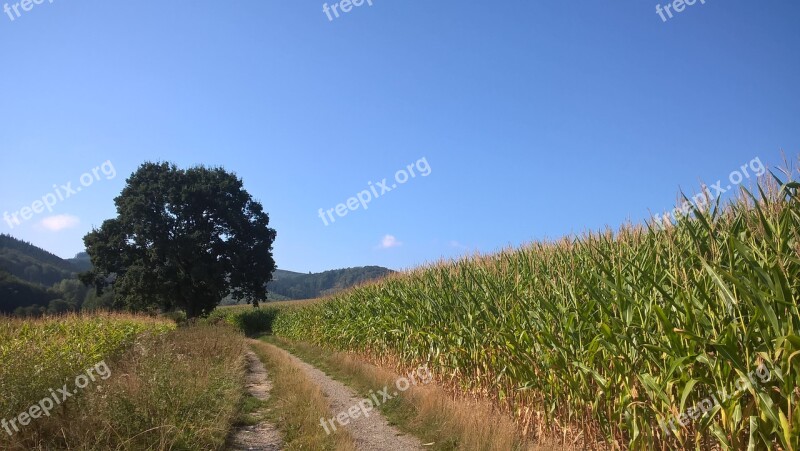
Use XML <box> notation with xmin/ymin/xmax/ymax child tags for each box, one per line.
<box><xmin>0</xmin><ymin>313</ymin><xmax>176</xmax><ymax>434</ymax></box>
<box><xmin>272</xmin><ymin>179</ymin><xmax>800</xmax><ymax>449</ymax></box>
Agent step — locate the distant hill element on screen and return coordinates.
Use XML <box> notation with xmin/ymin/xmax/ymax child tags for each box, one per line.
<box><xmin>0</xmin><ymin>270</ymin><xmax>59</xmax><ymax>313</ymax></box>
<box><xmin>0</xmin><ymin>234</ymin><xmax>394</xmax><ymax>312</ymax></box>
<box><xmin>271</xmin><ymin>269</ymin><xmax>306</xmax><ymax>280</ymax></box>
<box><xmin>266</xmin><ymin>266</ymin><xmax>394</xmax><ymax>300</ymax></box>
<box><xmin>0</xmin><ymin>235</ymin><xmax>89</xmax><ymax>314</ymax></box>
<box><xmin>220</xmin><ymin>266</ymin><xmax>394</xmax><ymax>304</ymax></box>
<box><xmin>0</xmin><ymin>234</ymin><xmax>82</xmax><ymax>286</ymax></box>
<box><xmin>68</xmin><ymin>252</ymin><xmax>93</xmax><ymax>272</ymax></box>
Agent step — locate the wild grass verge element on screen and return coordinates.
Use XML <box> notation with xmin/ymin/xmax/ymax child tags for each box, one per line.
<box><xmin>1</xmin><ymin>322</ymin><xmax>246</xmax><ymax>451</ymax></box>
<box><xmin>0</xmin><ymin>312</ymin><xmax>176</xmax><ymax>429</ymax></box>
<box><xmin>249</xmin><ymin>338</ymin><xmax>356</xmax><ymax>451</ymax></box>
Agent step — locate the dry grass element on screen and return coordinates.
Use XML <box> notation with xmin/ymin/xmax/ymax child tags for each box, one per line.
<box><xmin>1</xmin><ymin>323</ymin><xmax>247</xmax><ymax>451</ymax></box>
<box><xmin>248</xmin><ymin>339</ymin><xmax>356</xmax><ymax>451</ymax></box>
<box><xmin>0</xmin><ymin>312</ymin><xmax>177</xmax><ymax>443</ymax></box>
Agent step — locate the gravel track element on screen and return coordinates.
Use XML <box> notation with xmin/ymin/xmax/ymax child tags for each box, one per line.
<box><xmin>282</xmin><ymin>349</ymin><xmax>424</xmax><ymax>451</ymax></box>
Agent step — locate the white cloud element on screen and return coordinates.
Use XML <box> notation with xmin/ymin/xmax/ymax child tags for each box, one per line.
<box><xmin>39</xmin><ymin>214</ymin><xmax>80</xmax><ymax>231</ymax></box>
<box><xmin>378</xmin><ymin>234</ymin><xmax>402</xmax><ymax>249</ymax></box>
<box><xmin>449</xmin><ymin>240</ymin><xmax>469</xmax><ymax>250</ymax></box>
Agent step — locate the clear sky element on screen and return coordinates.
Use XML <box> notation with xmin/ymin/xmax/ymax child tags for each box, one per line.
<box><xmin>1</xmin><ymin>1</ymin><xmax>798</xmax><ymax>273</ymax></box>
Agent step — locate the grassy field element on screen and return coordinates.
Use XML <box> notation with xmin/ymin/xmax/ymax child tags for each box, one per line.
<box><xmin>0</xmin><ymin>314</ymin><xmax>248</xmax><ymax>450</ymax></box>
<box><xmin>264</xmin><ymin>179</ymin><xmax>800</xmax><ymax>449</ymax></box>
<box><xmin>0</xmin><ymin>313</ymin><xmax>176</xmax><ymax>424</ymax></box>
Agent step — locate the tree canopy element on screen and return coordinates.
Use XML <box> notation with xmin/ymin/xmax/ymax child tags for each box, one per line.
<box><xmin>82</xmin><ymin>162</ymin><xmax>277</xmax><ymax>317</ymax></box>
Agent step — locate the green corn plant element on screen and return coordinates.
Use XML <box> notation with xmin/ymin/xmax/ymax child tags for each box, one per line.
<box><xmin>267</xmin><ymin>174</ymin><xmax>800</xmax><ymax>449</ymax></box>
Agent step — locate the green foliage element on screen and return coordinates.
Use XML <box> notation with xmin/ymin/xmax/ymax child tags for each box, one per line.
<box><xmin>209</xmin><ymin>305</ymin><xmax>280</xmax><ymax>336</ymax></box>
<box><xmin>0</xmin><ymin>234</ymin><xmax>81</xmax><ymax>286</ymax></box>
<box><xmin>0</xmin><ymin>236</ymin><xmax>96</xmax><ymax>314</ymax></box>
<box><xmin>80</xmin><ymin>286</ymin><xmax>117</xmax><ymax>312</ymax></box>
<box><xmin>272</xmin><ymin>179</ymin><xmax>800</xmax><ymax>449</ymax></box>
<box><xmin>1</xmin><ymin>272</ymin><xmax>94</xmax><ymax>316</ymax></box>
<box><xmin>12</xmin><ymin>304</ymin><xmax>46</xmax><ymax>317</ymax></box>
<box><xmin>161</xmin><ymin>310</ymin><xmax>188</xmax><ymax>325</ymax></box>
<box><xmin>82</xmin><ymin>162</ymin><xmax>277</xmax><ymax>318</ymax></box>
<box><xmin>0</xmin><ymin>270</ymin><xmax>59</xmax><ymax>313</ymax></box>
<box><xmin>46</xmin><ymin>298</ymin><xmax>77</xmax><ymax>314</ymax></box>
<box><xmin>67</xmin><ymin>252</ymin><xmax>92</xmax><ymax>272</ymax></box>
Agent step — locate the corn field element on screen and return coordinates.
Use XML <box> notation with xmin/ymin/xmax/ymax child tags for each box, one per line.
<box><xmin>272</xmin><ymin>177</ymin><xmax>800</xmax><ymax>449</ymax></box>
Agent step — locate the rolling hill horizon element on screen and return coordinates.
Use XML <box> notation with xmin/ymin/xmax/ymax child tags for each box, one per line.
<box><xmin>0</xmin><ymin>233</ymin><xmax>394</xmax><ymax>313</ymax></box>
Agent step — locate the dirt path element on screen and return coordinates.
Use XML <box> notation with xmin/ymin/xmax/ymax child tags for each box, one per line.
<box><xmin>283</xmin><ymin>350</ymin><xmax>424</xmax><ymax>451</ymax></box>
<box><xmin>228</xmin><ymin>350</ymin><xmax>283</xmax><ymax>451</ymax></box>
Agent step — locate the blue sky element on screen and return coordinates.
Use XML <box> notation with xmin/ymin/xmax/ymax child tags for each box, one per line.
<box><xmin>0</xmin><ymin>1</ymin><xmax>798</xmax><ymax>273</ymax></box>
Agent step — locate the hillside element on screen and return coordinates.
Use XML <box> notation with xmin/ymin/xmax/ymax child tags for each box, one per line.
<box><xmin>0</xmin><ymin>235</ymin><xmax>88</xmax><ymax>314</ymax></box>
<box><xmin>0</xmin><ymin>234</ymin><xmax>82</xmax><ymax>286</ymax></box>
<box><xmin>67</xmin><ymin>251</ymin><xmax>93</xmax><ymax>272</ymax></box>
<box><xmin>266</xmin><ymin>266</ymin><xmax>394</xmax><ymax>300</ymax></box>
<box><xmin>0</xmin><ymin>234</ymin><xmax>393</xmax><ymax>311</ymax></box>
<box><xmin>222</xmin><ymin>266</ymin><xmax>394</xmax><ymax>303</ymax></box>
<box><xmin>0</xmin><ymin>270</ymin><xmax>59</xmax><ymax>313</ymax></box>
<box><xmin>0</xmin><ymin>237</ymin><xmax>137</xmax><ymax>313</ymax></box>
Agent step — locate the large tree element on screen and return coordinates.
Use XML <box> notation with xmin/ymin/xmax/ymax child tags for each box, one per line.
<box><xmin>82</xmin><ymin>162</ymin><xmax>277</xmax><ymax>317</ymax></box>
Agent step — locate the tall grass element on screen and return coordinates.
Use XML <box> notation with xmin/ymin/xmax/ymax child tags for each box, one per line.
<box><xmin>272</xmin><ymin>176</ymin><xmax>800</xmax><ymax>449</ymax></box>
<box><xmin>0</xmin><ymin>313</ymin><xmax>176</xmax><ymax>425</ymax></box>
<box><xmin>0</xmin><ymin>321</ymin><xmax>246</xmax><ymax>450</ymax></box>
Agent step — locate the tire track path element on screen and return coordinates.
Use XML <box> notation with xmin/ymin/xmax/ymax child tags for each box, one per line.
<box><xmin>228</xmin><ymin>350</ymin><xmax>283</xmax><ymax>451</ymax></box>
<box><xmin>282</xmin><ymin>349</ymin><xmax>423</xmax><ymax>451</ymax></box>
